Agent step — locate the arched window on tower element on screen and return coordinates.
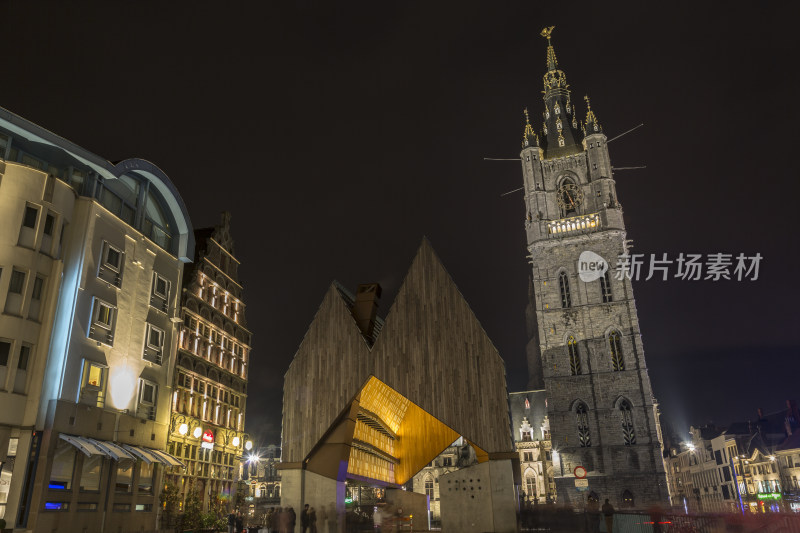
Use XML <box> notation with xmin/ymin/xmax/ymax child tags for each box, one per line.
<box><xmin>600</xmin><ymin>270</ymin><xmax>613</xmax><ymax>303</ymax></box>
<box><xmin>559</xmin><ymin>271</ymin><xmax>572</xmax><ymax>308</ymax></box>
<box><xmin>609</xmin><ymin>330</ymin><xmax>624</xmax><ymax>371</ymax></box>
<box><xmin>620</xmin><ymin>399</ymin><xmax>636</xmax><ymax>445</ymax></box>
<box><xmin>568</xmin><ymin>336</ymin><xmax>581</xmax><ymax>375</ymax></box>
<box><xmin>559</xmin><ymin>178</ymin><xmax>578</xmax><ymax>217</ymax></box>
<box><xmin>576</xmin><ymin>402</ymin><xmax>591</xmax><ymax>447</ymax></box>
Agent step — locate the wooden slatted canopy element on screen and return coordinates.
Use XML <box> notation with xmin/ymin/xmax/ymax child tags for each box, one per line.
<box><xmin>282</xmin><ymin>239</ymin><xmax>513</xmax><ymax>485</ymax></box>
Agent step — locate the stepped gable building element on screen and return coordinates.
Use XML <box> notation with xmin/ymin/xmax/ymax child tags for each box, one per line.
<box><xmin>509</xmin><ymin>390</ymin><xmax>555</xmax><ymax>505</ymax></box>
<box><xmin>166</xmin><ymin>212</ymin><xmax>252</xmax><ymax>510</ymax></box>
<box><xmin>0</xmin><ymin>105</ymin><xmax>191</xmax><ymax>532</ymax></box>
<box><xmin>517</xmin><ymin>27</ymin><xmax>669</xmax><ymax>507</ymax></box>
<box><xmin>281</xmin><ymin>239</ymin><xmax>518</xmax><ymax>533</ymax></box>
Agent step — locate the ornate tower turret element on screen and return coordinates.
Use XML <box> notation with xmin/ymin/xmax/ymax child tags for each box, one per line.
<box><xmin>517</xmin><ymin>27</ymin><xmax>669</xmax><ymax>509</ymax></box>
<box><xmin>539</xmin><ymin>27</ymin><xmax>583</xmax><ymax>158</ymax></box>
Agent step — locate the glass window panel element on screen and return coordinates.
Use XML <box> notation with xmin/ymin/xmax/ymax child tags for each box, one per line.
<box><xmin>21</xmin><ymin>154</ymin><xmax>42</xmax><ymax>169</ymax></box>
<box><xmin>138</xmin><ymin>463</ymin><xmax>154</xmax><ymax>493</ymax></box>
<box><xmin>70</xmin><ymin>169</ymin><xmax>86</xmax><ymax>193</ymax></box>
<box><xmin>43</xmin><ymin>214</ymin><xmax>55</xmax><ymax>236</ymax></box>
<box><xmin>87</xmin><ymin>364</ymin><xmax>103</xmax><ymax>388</ymax></box>
<box><xmin>79</xmin><ymin>455</ymin><xmax>103</xmax><ymax>491</ymax></box>
<box><xmin>49</xmin><ymin>440</ymin><xmax>76</xmax><ymax>490</ymax></box>
<box><xmin>32</xmin><ymin>276</ymin><xmax>44</xmax><ymax>300</ymax></box>
<box><xmin>115</xmin><ymin>462</ymin><xmax>133</xmax><ymax>492</ymax></box>
<box><xmin>100</xmin><ymin>187</ymin><xmax>123</xmax><ymax>216</ymax></box>
<box><xmin>17</xmin><ymin>345</ymin><xmax>30</xmax><ymax>371</ymax></box>
<box><xmin>104</xmin><ymin>245</ymin><xmax>121</xmax><ymax>270</ymax></box>
<box><xmin>0</xmin><ymin>341</ymin><xmax>9</xmax><ymax>366</ymax></box>
<box><xmin>23</xmin><ymin>206</ymin><xmax>38</xmax><ymax>228</ymax></box>
<box><xmin>95</xmin><ymin>302</ymin><xmax>113</xmax><ymax>327</ymax></box>
<box><xmin>9</xmin><ymin>270</ymin><xmax>25</xmax><ymax>294</ymax></box>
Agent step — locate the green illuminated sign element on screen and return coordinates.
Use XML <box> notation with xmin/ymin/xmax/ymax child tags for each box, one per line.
<box><xmin>757</xmin><ymin>492</ymin><xmax>781</xmax><ymax>500</ymax></box>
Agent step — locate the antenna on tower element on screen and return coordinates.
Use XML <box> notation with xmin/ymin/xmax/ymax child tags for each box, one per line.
<box><xmin>500</xmin><ymin>187</ymin><xmax>524</xmax><ymax>197</ymax></box>
<box><xmin>606</xmin><ymin>123</ymin><xmax>644</xmax><ymax>144</ymax></box>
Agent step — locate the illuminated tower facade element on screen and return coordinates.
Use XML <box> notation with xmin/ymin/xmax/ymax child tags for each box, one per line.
<box><xmin>519</xmin><ymin>27</ymin><xmax>668</xmax><ymax>508</ymax></box>
<box><xmin>167</xmin><ymin>212</ymin><xmax>252</xmax><ymax>511</ymax></box>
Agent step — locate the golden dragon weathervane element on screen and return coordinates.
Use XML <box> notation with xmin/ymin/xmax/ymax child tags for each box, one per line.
<box><xmin>540</xmin><ymin>26</ymin><xmax>555</xmax><ymax>41</ymax></box>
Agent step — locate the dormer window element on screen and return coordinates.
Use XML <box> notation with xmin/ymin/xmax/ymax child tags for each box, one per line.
<box><xmin>554</xmin><ymin>103</ymin><xmax>560</xmax><ymax>115</ymax></box>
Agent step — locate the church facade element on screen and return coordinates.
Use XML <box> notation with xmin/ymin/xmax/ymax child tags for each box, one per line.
<box><xmin>517</xmin><ymin>27</ymin><xmax>669</xmax><ymax>508</ymax></box>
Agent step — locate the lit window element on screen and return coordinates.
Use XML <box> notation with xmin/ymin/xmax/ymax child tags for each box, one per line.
<box><xmin>559</xmin><ymin>271</ymin><xmax>571</xmax><ymax>308</ymax></box>
<box><xmin>424</xmin><ymin>479</ymin><xmax>434</xmax><ymax>498</ymax></box>
<box><xmin>622</xmin><ymin>489</ymin><xmax>634</xmax><ymax>507</ymax></box>
<box><xmin>609</xmin><ymin>331</ymin><xmax>624</xmax><ymax>371</ymax></box>
<box><xmin>576</xmin><ymin>402</ymin><xmax>591</xmax><ymax>447</ymax></box>
<box><xmin>80</xmin><ymin>360</ymin><xmax>107</xmax><ymax>407</ymax></box>
<box><xmin>44</xmin><ymin>502</ymin><xmax>70</xmax><ymax>511</ymax></box>
<box><xmin>568</xmin><ymin>335</ymin><xmax>581</xmax><ymax>375</ymax></box>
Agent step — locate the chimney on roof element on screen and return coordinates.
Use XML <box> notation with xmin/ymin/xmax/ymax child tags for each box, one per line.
<box><xmin>353</xmin><ymin>283</ymin><xmax>382</xmax><ymax>340</ymax></box>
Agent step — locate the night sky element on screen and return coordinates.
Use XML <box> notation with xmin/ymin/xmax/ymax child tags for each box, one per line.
<box><xmin>2</xmin><ymin>2</ymin><xmax>798</xmax><ymax>448</ymax></box>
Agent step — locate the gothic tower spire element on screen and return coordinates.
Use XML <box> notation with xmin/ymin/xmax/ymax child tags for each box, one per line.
<box><xmin>583</xmin><ymin>95</ymin><xmax>602</xmax><ymax>135</ymax></box>
<box><xmin>516</xmin><ymin>28</ymin><xmax>669</xmax><ymax>509</ymax></box>
<box><xmin>522</xmin><ymin>107</ymin><xmax>539</xmax><ymax>149</ymax></box>
<box><xmin>539</xmin><ymin>26</ymin><xmax>582</xmax><ymax>158</ymax></box>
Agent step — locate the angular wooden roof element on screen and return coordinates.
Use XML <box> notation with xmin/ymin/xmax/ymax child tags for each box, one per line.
<box><xmin>282</xmin><ymin>239</ymin><xmax>513</xmax><ymax>467</ymax></box>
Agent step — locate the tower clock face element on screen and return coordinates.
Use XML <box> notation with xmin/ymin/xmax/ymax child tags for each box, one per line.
<box><xmin>556</xmin><ymin>183</ymin><xmax>584</xmax><ymax>210</ymax></box>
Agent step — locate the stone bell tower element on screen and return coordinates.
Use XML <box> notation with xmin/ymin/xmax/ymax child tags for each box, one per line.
<box><xmin>519</xmin><ymin>26</ymin><xmax>668</xmax><ymax>508</ymax></box>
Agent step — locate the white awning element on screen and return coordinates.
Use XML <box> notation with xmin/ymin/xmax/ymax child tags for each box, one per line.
<box><xmin>123</xmin><ymin>444</ymin><xmax>185</xmax><ymax>467</ymax></box>
<box><xmin>148</xmin><ymin>448</ymin><xmax>185</xmax><ymax>467</ymax></box>
<box><xmin>59</xmin><ymin>434</ymin><xmax>107</xmax><ymax>457</ymax></box>
<box><xmin>87</xmin><ymin>438</ymin><xmax>136</xmax><ymax>461</ymax></box>
<box><xmin>122</xmin><ymin>444</ymin><xmax>162</xmax><ymax>464</ymax></box>
<box><xmin>58</xmin><ymin>434</ymin><xmax>183</xmax><ymax>466</ymax></box>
